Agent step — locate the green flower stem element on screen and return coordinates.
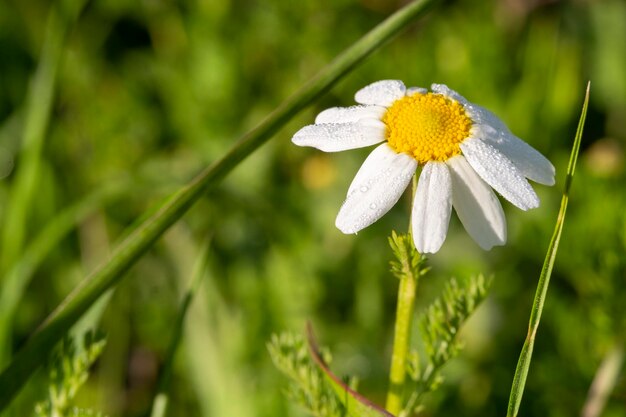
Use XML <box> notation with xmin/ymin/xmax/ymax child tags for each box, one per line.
<box><xmin>0</xmin><ymin>0</ymin><xmax>440</xmax><ymax>410</ymax></box>
<box><xmin>386</xmin><ymin>267</ymin><xmax>418</xmax><ymax>415</ymax></box>
<box><xmin>386</xmin><ymin>173</ymin><xmax>420</xmax><ymax>416</ymax></box>
<box><xmin>506</xmin><ymin>82</ymin><xmax>590</xmax><ymax>417</ymax></box>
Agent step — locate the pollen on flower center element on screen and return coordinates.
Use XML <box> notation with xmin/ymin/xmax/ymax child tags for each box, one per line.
<box><xmin>383</xmin><ymin>92</ymin><xmax>472</xmax><ymax>164</ymax></box>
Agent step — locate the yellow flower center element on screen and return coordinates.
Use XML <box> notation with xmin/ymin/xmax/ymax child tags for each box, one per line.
<box><xmin>383</xmin><ymin>92</ymin><xmax>472</xmax><ymax>164</ymax></box>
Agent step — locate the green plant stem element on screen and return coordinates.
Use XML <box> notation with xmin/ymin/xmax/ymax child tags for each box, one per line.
<box><xmin>506</xmin><ymin>82</ymin><xmax>590</xmax><ymax>417</ymax></box>
<box><xmin>0</xmin><ymin>0</ymin><xmax>440</xmax><ymax>410</ymax></box>
<box><xmin>386</xmin><ymin>269</ymin><xmax>418</xmax><ymax>415</ymax></box>
<box><xmin>386</xmin><ymin>174</ymin><xmax>420</xmax><ymax>416</ymax></box>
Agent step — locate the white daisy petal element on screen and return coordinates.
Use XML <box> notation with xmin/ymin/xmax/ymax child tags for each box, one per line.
<box><xmin>447</xmin><ymin>156</ymin><xmax>506</xmax><ymax>250</ymax></box>
<box><xmin>411</xmin><ymin>162</ymin><xmax>452</xmax><ymax>254</ymax></box>
<box><xmin>336</xmin><ymin>143</ymin><xmax>417</xmax><ymax>234</ymax></box>
<box><xmin>355</xmin><ymin>80</ymin><xmax>406</xmax><ymax>107</ymax></box>
<box><xmin>315</xmin><ymin>105</ymin><xmax>387</xmax><ymax>125</ymax></box>
<box><xmin>468</xmin><ymin>105</ymin><xmax>555</xmax><ymax>185</ymax></box>
<box><xmin>430</xmin><ymin>83</ymin><xmax>469</xmax><ymax>105</ymax></box>
<box><xmin>406</xmin><ymin>86</ymin><xmax>428</xmax><ymax>96</ymax></box>
<box><xmin>292</xmin><ymin>122</ymin><xmax>386</xmax><ymax>152</ymax></box>
<box><xmin>480</xmin><ymin>127</ymin><xmax>555</xmax><ymax>185</ymax></box>
<box><xmin>464</xmin><ymin>103</ymin><xmax>508</xmax><ymax>130</ymax></box>
<box><xmin>460</xmin><ymin>137</ymin><xmax>539</xmax><ymax>210</ymax></box>
<box><xmin>346</xmin><ymin>143</ymin><xmax>409</xmax><ymax>195</ymax></box>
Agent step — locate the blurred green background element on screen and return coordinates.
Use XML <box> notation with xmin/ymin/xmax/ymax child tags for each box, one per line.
<box><xmin>1</xmin><ymin>0</ymin><xmax>625</xmax><ymax>416</ymax></box>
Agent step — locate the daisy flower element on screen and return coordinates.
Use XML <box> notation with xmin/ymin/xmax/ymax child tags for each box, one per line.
<box><xmin>292</xmin><ymin>80</ymin><xmax>555</xmax><ymax>254</ymax></box>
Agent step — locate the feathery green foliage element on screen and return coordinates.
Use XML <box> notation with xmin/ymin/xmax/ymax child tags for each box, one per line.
<box><xmin>403</xmin><ymin>275</ymin><xmax>491</xmax><ymax>415</ymax></box>
<box><xmin>419</xmin><ymin>276</ymin><xmax>492</xmax><ymax>370</ymax></box>
<box><xmin>268</xmin><ymin>332</ymin><xmax>345</xmax><ymax>417</ymax></box>
<box><xmin>388</xmin><ymin>232</ymin><xmax>430</xmax><ymax>282</ymax></box>
<box><xmin>34</xmin><ymin>331</ymin><xmax>107</xmax><ymax>417</ymax></box>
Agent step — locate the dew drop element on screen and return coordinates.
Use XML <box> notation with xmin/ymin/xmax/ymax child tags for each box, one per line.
<box><xmin>370</xmin><ymin>203</ymin><xmax>377</xmax><ymax>210</ymax></box>
<box><xmin>360</xmin><ymin>186</ymin><xmax>369</xmax><ymax>192</ymax></box>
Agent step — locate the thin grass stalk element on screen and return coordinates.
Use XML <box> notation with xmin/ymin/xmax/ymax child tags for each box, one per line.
<box><xmin>581</xmin><ymin>342</ymin><xmax>624</xmax><ymax>417</ymax></box>
<box><xmin>0</xmin><ymin>0</ymin><xmax>440</xmax><ymax>409</ymax></box>
<box><xmin>0</xmin><ymin>0</ymin><xmax>85</xmax><ymax>276</ymax></box>
<box><xmin>0</xmin><ymin>0</ymin><xmax>86</xmax><ymax>382</ymax></box>
<box><xmin>149</xmin><ymin>242</ymin><xmax>210</xmax><ymax>417</ymax></box>
<box><xmin>0</xmin><ymin>180</ymin><xmax>129</xmax><ymax>366</ymax></box>
<box><xmin>506</xmin><ymin>82</ymin><xmax>590</xmax><ymax>417</ymax></box>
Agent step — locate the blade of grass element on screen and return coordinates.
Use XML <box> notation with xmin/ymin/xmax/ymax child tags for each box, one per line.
<box><xmin>149</xmin><ymin>240</ymin><xmax>210</xmax><ymax>417</ymax></box>
<box><xmin>0</xmin><ymin>179</ymin><xmax>129</xmax><ymax>367</ymax></box>
<box><xmin>0</xmin><ymin>0</ymin><xmax>441</xmax><ymax>409</ymax></box>
<box><xmin>506</xmin><ymin>82</ymin><xmax>590</xmax><ymax>417</ymax></box>
<box><xmin>182</xmin><ymin>241</ymin><xmax>252</xmax><ymax>417</ymax></box>
<box><xmin>0</xmin><ymin>0</ymin><xmax>86</xmax><ymax>278</ymax></box>
<box><xmin>581</xmin><ymin>342</ymin><xmax>624</xmax><ymax>417</ymax></box>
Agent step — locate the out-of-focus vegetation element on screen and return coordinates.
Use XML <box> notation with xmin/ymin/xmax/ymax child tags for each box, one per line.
<box><xmin>0</xmin><ymin>0</ymin><xmax>624</xmax><ymax>416</ymax></box>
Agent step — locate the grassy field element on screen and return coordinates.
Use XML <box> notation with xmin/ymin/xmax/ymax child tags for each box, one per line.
<box><xmin>0</xmin><ymin>0</ymin><xmax>625</xmax><ymax>416</ymax></box>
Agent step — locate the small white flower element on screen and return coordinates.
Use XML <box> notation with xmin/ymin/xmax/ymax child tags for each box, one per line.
<box><xmin>292</xmin><ymin>80</ymin><xmax>555</xmax><ymax>253</ymax></box>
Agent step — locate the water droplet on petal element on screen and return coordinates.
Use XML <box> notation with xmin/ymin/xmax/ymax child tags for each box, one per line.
<box><xmin>360</xmin><ymin>186</ymin><xmax>369</xmax><ymax>192</ymax></box>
